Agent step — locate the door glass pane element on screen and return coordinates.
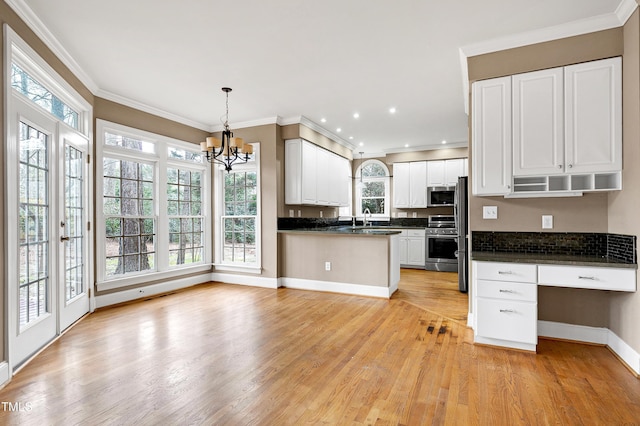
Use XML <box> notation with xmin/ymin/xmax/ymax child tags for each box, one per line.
<box><xmin>65</xmin><ymin>145</ymin><xmax>84</xmax><ymax>302</ymax></box>
<box><xmin>19</xmin><ymin>122</ymin><xmax>50</xmax><ymax>327</ymax></box>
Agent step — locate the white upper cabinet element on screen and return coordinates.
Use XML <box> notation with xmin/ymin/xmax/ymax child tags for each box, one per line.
<box><xmin>444</xmin><ymin>159</ymin><xmax>465</xmax><ymax>185</ymax></box>
<box><xmin>513</xmin><ymin>67</ymin><xmax>564</xmax><ymax>176</ymax></box>
<box><xmin>392</xmin><ymin>162</ymin><xmax>410</xmax><ymax>208</ymax></box>
<box><xmin>285</xmin><ymin>139</ymin><xmax>350</xmax><ymax>207</ymax></box>
<box><xmin>472</xmin><ymin>76</ymin><xmax>513</xmax><ymax>196</ymax></box>
<box><xmin>564</xmin><ymin>57</ymin><xmax>622</xmax><ymax>174</ymax></box>
<box><xmin>409</xmin><ymin>161</ymin><xmax>427</xmax><ymax>207</ymax></box>
<box><xmin>427</xmin><ymin>160</ymin><xmax>445</xmax><ymax>187</ymax></box>
<box><xmin>393</xmin><ymin>161</ymin><xmax>427</xmax><ymax>208</ymax></box>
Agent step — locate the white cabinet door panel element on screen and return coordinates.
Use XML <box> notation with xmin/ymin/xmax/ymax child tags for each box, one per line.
<box><xmin>392</xmin><ymin>163</ymin><xmax>410</xmax><ymax>208</ymax></box>
<box><xmin>409</xmin><ymin>161</ymin><xmax>427</xmax><ymax>207</ymax></box>
<box><xmin>472</xmin><ymin>77</ymin><xmax>512</xmax><ymax>195</ymax></box>
<box><xmin>513</xmin><ymin>67</ymin><xmax>564</xmax><ymax>176</ymax></box>
<box><xmin>565</xmin><ymin>57</ymin><xmax>622</xmax><ymax>173</ymax></box>
<box><xmin>476</xmin><ymin>298</ymin><xmax>537</xmax><ymax>345</ymax></box>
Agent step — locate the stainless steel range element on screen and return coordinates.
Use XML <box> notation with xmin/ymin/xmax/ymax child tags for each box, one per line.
<box><xmin>425</xmin><ymin>215</ymin><xmax>458</xmax><ymax>272</ymax></box>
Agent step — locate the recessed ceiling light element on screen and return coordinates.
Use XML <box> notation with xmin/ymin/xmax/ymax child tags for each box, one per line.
<box><xmin>336</xmin><ymin>128</ymin><xmax>342</xmax><ymax>133</ymax></box>
<box><xmin>359</xmin><ymin>142</ymin><xmax>364</xmax><ymax>147</ymax></box>
<box><xmin>389</xmin><ymin>107</ymin><xmax>396</xmax><ymax>114</ymax></box>
<box><xmin>349</xmin><ymin>136</ymin><xmax>354</xmax><ymax>140</ymax></box>
<box><xmin>321</xmin><ymin>118</ymin><xmax>326</xmax><ymax>123</ymax></box>
<box><xmin>353</xmin><ymin>113</ymin><xmax>359</xmax><ymax>119</ymax></box>
<box><xmin>442</xmin><ymin>140</ymin><xmax>447</xmax><ymax>144</ymax></box>
<box><xmin>404</xmin><ymin>144</ymin><xmax>409</xmax><ymax>148</ymax></box>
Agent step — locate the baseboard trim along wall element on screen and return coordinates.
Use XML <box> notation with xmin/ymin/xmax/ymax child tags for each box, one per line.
<box><xmin>538</xmin><ymin>320</ymin><xmax>640</xmax><ymax>376</ymax></box>
<box><xmin>280</xmin><ymin>277</ymin><xmax>395</xmax><ymax>299</ymax></box>
<box><xmin>95</xmin><ymin>275</ymin><xmax>209</xmax><ymax>308</ymax></box>
<box><xmin>210</xmin><ymin>273</ymin><xmax>279</xmax><ymax>289</ymax></box>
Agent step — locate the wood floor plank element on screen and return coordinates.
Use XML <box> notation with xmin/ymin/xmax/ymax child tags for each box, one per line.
<box><xmin>0</xmin><ymin>270</ymin><xmax>639</xmax><ymax>425</ymax></box>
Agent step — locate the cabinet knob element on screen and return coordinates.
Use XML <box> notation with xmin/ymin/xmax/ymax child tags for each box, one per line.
<box><xmin>558</xmin><ymin>164</ymin><xmax>562</xmax><ymax>169</ymax></box>
<box><xmin>568</xmin><ymin>164</ymin><xmax>573</xmax><ymax>168</ymax></box>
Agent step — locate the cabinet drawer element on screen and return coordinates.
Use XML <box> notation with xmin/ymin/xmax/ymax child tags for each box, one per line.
<box><xmin>475</xmin><ymin>261</ymin><xmax>537</xmax><ymax>283</ymax></box>
<box><xmin>538</xmin><ymin>265</ymin><xmax>636</xmax><ymax>292</ymax></box>
<box><xmin>476</xmin><ymin>279</ymin><xmax>537</xmax><ymax>302</ymax></box>
<box><xmin>407</xmin><ymin>229</ymin><xmax>426</xmax><ymax>237</ymax></box>
<box><xmin>476</xmin><ymin>298</ymin><xmax>537</xmax><ymax>344</ymax></box>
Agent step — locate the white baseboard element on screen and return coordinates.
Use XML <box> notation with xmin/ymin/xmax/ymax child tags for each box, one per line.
<box><xmin>538</xmin><ymin>320</ymin><xmax>639</xmax><ymax>375</ymax></box>
<box><xmin>210</xmin><ymin>272</ymin><xmax>279</xmax><ymax>289</ymax></box>
<box><xmin>280</xmin><ymin>277</ymin><xmax>394</xmax><ymax>298</ymax></box>
<box><xmin>95</xmin><ymin>275</ymin><xmax>209</xmax><ymax>308</ymax></box>
<box><xmin>0</xmin><ymin>361</ymin><xmax>9</xmax><ymax>389</ymax></box>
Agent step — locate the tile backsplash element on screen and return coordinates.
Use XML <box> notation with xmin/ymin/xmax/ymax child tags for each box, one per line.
<box><xmin>472</xmin><ymin>231</ymin><xmax>636</xmax><ymax>264</ymax></box>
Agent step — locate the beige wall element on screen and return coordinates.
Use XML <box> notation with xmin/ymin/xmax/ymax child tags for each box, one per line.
<box><xmin>467</xmin><ymin>28</ymin><xmax>625</xmax><ymax>329</ymax></box>
<box><xmin>608</xmin><ymin>8</ymin><xmax>640</xmax><ymax>352</ymax></box>
<box><xmin>280</xmin><ymin>233</ymin><xmax>390</xmax><ymax>287</ymax></box>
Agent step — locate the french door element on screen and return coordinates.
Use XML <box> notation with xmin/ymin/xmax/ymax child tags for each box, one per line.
<box><xmin>7</xmin><ymin>96</ymin><xmax>91</xmax><ymax>369</ymax></box>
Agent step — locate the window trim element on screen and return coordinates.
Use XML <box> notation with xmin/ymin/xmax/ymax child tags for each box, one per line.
<box><xmin>355</xmin><ymin>159</ymin><xmax>390</xmax><ymax>220</ymax></box>
<box><xmin>95</xmin><ymin>120</ymin><xmax>212</xmax><ymax>291</ymax></box>
<box><xmin>213</xmin><ymin>143</ymin><xmax>262</xmax><ymax>272</ymax></box>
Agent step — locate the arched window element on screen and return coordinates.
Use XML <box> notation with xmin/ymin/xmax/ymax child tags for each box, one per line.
<box><xmin>355</xmin><ymin>159</ymin><xmax>390</xmax><ymax>218</ymax></box>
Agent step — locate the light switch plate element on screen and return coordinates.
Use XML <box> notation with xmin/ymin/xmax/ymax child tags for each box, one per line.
<box><xmin>542</xmin><ymin>215</ymin><xmax>553</xmax><ymax>229</ymax></box>
<box><xmin>483</xmin><ymin>206</ymin><xmax>498</xmax><ymax>219</ymax></box>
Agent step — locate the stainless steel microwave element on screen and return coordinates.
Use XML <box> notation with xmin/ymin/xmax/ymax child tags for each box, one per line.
<box><xmin>427</xmin><ymin>186</ymin><xmax>455</xmax><ymax>207</ymax></box>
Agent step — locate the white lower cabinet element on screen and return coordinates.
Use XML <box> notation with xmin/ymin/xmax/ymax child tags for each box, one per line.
<box><xmin>472</xmin><ymin>260</ymin><xmax>637</xmax><ymax>352</ymax></box>
<box><xmin>473</xmin><ymin>261</ymin><xmax>538</xmax><ymax>351</ymax></box>
<box><xmin>396</xmin><ymin>229</ymin><xmax>426</xmax><ymax>268</ymax></box>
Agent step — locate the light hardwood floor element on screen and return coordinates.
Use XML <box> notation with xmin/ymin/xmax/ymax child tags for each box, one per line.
<box><xmin>1</xmin><ymin>269</ymin><xmax>639</xmax><ymax>425</ymax></box>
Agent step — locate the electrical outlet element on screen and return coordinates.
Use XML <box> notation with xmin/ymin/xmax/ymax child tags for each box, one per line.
<box><xmin>542</xmin><ymin>215</ymin><xmax>553</xmax><ymax>229</ymax></box>
<box><xmin>412</xmin><ymin>212</ymin><xmax>417</xmax><ymax>218</ymax></box>
<box><xmin>483</xmin><ymin>206</ymin><xmax>498</xmax><ymax>219</ymax></box>
<box><xmin>320</xmin><ymin>210</ymin><xmax>323</xmax><ymax>218</ymax></box>
<box><xmin>325</xmin><ymin>261</ymin><xmax>331</xmax><ymax>271</ymax></box>
<box><xmin>289</xmin><ymin>209</ymin><xmax>294</xmax><ymax>217</ymax></box>
<box><xmin>298</xmin><ymin>210</ymin><xmax>301</xmax><ymax>217</ymax></box>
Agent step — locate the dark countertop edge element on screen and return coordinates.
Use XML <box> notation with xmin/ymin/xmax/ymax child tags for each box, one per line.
<box><xmin>278</xmin><ymin>229</ymin><xmax>403</xmax><ymax>236</ymax></box>
<box><xmin>471</xmin><ymin>252</ymin><xmax>638</xmax><ymax>269</ymax></box>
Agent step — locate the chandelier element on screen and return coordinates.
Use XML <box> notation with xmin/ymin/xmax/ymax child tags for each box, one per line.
<box><xmin>200</xmin><ymin>87</ymin><xmax>253</xmax><ymax>172</ymax></box>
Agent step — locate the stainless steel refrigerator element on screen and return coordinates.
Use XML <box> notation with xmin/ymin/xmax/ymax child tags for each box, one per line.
<box><xmin>455</xmin><ymin>176</ymin><xmax>469</xmax><ymax>293</ymax></box>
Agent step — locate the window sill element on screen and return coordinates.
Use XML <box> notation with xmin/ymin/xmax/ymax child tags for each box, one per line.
<box><xmin>96</xmin><ymin>264</ymin><xmax>213</xmax><ymax>292</ymax></box>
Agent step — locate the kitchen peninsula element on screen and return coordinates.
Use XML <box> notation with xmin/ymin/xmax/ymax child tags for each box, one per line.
<box><xmin>278</xmin><ymin>227</ymin><xmax>401</xmax><ymax>298</ymax></box>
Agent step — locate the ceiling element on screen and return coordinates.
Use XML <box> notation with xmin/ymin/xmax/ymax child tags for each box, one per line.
<box><xmin>10</xmin><ymin>0</ymin><xmax>634</xmax><ymax>155</ymax></box>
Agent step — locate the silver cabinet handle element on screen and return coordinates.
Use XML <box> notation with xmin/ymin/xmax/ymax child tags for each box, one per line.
<box><xmin>497</xmin><ymin>271</ymin><xmax>512</xmax><ymax>275</ymax></box>
<box><xmin>578</xmin><ymin>276</ymin><xmax>595</xmax><ymax>280</ymax></box>
<box><xmin>499</xmin><ymin>289</ymin><xmax>514</xmax><ymax>293</ymax></box>
<box><xmin>499</xmin><ymin>309</ymin><xmax>515</xmax><ymax>313</ymax></box>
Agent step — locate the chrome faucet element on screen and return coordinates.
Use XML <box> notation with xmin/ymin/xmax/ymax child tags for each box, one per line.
<box><xmin>363</xmin><ymin>208</ymin><xmax>372</xmax><ymax>227</ymax></box>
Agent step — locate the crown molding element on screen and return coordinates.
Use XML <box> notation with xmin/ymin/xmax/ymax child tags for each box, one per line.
<box><xmin>383</xmin><ymin>141</ymin><xmax>468</xmax><ymax>155</ymax></box>
<box><xmin>279</xmin><ymin>115</ymin><xmax>356</xmax><ymax>151</ymax></box>
<box><xmin>210</xmin><ymin>116</ymin><xmax>281</xmax><ymax>132</ymax></box>
<box><xmin>5</xmin><ymin>0</ymin><xmax>99</xmax><ymax>94</ymax></box>
<box><xmin>96</xmin><ymin>89</ymin><xmax>210</xmax><ymax>132</ymax></box>
<box><xmin>459</xmin><ymin>0</ymin><xmax>638</xmax><ymax>114</ymax></box>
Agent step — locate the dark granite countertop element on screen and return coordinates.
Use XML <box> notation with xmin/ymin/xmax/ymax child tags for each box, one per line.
<box><xmin>471</xmin><ymin>251</ymin><xmax>637</xmax><ymax>269</ymax></box>
<box><xmin>278</xmin><ymin>226</ymin><xmax>403</xmax><ymax>236</ymax></box>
